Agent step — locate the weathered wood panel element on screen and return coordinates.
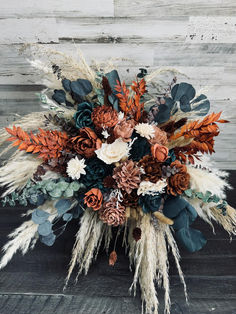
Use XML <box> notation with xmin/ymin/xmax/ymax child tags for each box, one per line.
<box><xmin>114</xmin><ymin>0</ymin><xmax>236</xmax><ymax>17</ymax></box>
<box><xmin>0</xmin><ymin>0</ymin><xmax>114</xmax><ymax>18</ymax></box>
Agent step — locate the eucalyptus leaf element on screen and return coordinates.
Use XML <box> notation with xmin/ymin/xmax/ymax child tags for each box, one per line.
<box><xmin>62</xmin><ymin>78</ymin><xmax>71</xmax><ymax>92</ymax></box>
<box><xmin>55</xmin><ymin>199</ymin><xmax>72</xmax><ymax>215</ymax></box>
<box><xmin>63</xmin><ymin>213</ymin><xmax>73</xmax><ymax>222</ymax></box>
<box><xmin>32</xmin><ymin>209</ymin><xmax>49</xmax><ymax>225</ymax></box>
<box><xmin>63</xmin><ymin>187</ymin><xmax>74</xmax><ymax>198</ymax></box>
<box><xmin>38</xmin><ymin>221</ymin><xmax>52</xmax><ymax>236</ymax></box>
<box><xmin>49</xmin><ymin>188</ymin><xmax>63</xmax><ymax>198</ymax></box>
<box><xmin>69</xmin><ymin>181</ymin><xmax>81</xmax><ymax>191</ymax></box>
<box><xmin>191</xmin><ymin>94</ymin><xmax>210</xmax><ymax>116</ymax></box>
<box><xmin>71</xmin><ymin>79</ymin><xmax>93</xmax><ymax>97</ymax></box>
<box><xmin>45</xmin><ymin>182</ymin><xmax>56</xmax><ymax>192</ymax></box>
<box><xmin>56</xmin><ymin>181</ymin><xmax>70</xmax><ymax>191</ymax></box>
<box><xmin>40</xmin><ymin>232</ymin><xmax>56</xmax><ymax>246</ymax></box>
<box><xmin>184</xmin><ymin>189</ymin><xmax>193</xmax><ymax>197</ymax></box>
<box><xmin>105</xmin><ymin>70</ymin><xmax>120</xmax><ymax>95</ymax></box>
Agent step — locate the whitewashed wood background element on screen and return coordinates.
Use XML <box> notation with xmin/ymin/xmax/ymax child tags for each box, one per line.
<box><xmin>0</xmin><ymin>0</ymin><xmax>236</xmax><ymax>169</ymax></box>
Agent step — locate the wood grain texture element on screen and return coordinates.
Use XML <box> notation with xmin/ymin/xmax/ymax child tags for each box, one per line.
<box><xmin>0</xmin><ymin>172</ymin><xmax>235</xmax><ymax>314</ymax></box>
<box><xmin>114</xmin><ymin>0</ymin><xmax>236</xmax><ymax>17</ymax></box>
<box><xmin>0</xmin><ymin>0</ymin><xmax>114</xmax><ymax>18</ymax></box>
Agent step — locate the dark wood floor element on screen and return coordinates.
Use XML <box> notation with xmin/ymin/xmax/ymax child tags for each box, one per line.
<box><xmin>0</xmin><ymin>172</ymin><xmax>235</xmax><ymax>314</ymax></box>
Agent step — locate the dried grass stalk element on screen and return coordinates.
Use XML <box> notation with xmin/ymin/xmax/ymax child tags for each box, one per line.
<box><xmin>65</xmin><ymin>208</ymin><xmax>104</xmax><ymax>287</ymax></box>
<box><xmin>0</xmin><ymin>201</ymin><xmax>57</xmax><ymax>270</ymax></box>
<box><xmin>0</xmin><ymin>151</ymin><xmax>41</xmax><ymax>196</ymax></box>
<box><xmin>211</xmin><ymin>205</ymin><xmax>236</xmax><ymax>236</ymax></box>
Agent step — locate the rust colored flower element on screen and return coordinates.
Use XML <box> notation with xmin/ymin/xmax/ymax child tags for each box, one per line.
<box><xmin>151</xmin><ymin>143</ymin><xmax>169</xmax><ymax>162</ymax></box>
<box><xmin>84</xmin><ymin>188</ymin><xmax>103</xmax><ymax>211</ymax></box>
<box><xmin>122</xmin><ymin>189</ymin><xmax>139</xmax><ymax>208</ymax></box>
<box><xmin>113</xmin><ymin>118</ymin><xmax>135</xmax><ymax>142</ymax></box>
<box><xmin>71</xmin><ymin>127</ymin><xmax>102</xmax><ymax>158</ymax></box>
<box><xmin>167</xmin><ymin>160</ymin><xmax>190</xmax><ymax>195</ymax></box>
<box><xmin>109</xmin><ymin>250</ymin><xmax>117</xmax><ymax>266</ymax></box>
<box><xmin>132</xmin><ymin>227</ymin><xmax>142</xmax><ymax>242</ymax></box>
<box><xmin>149</xmin><ymin>126</ymin><xmax>168</xmax><ymax>146</ymax></box>
<box><xmin>139</xmin><ymin>155</ymin><xmax>162</xmax><ymax>183</ymax></box>
<box><xmin>91</xmin><ymin>105</ymin><xmax>118</xmax><ymax>129</ymax></box>
<box><xmin>103</xmin><ymin>175</ymin><xmax>117</xmax><ymax>189</ymax></box>
<box><xmin>99</xmin><ymin>197</ymin><xmax>126</xmax><ymax>226</ymax></box>
<box><xmin>113</xmin><ymin>160</ymin><xmax>141</xmax><ymax>194</ymax></box>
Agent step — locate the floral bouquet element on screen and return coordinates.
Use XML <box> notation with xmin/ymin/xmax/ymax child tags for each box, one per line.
<box><xmin>0</xmin><ymin>48</ymin><xmax>235</xmax><ymax>314</ymax></box>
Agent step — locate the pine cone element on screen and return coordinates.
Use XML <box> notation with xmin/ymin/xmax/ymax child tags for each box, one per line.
<box><xmin>99</xmin><ymin>197</ymin><xmax>126</xmax><ymax>226</ymax></box>
<box><xmin>91</xmin><ymin>105</ymin><xmax>118</xmax><ymax>129</ymax></box>
<box><xmin>139</xmin><ymin>155</ymin><xmax>162</xmax><ymax>183</ymax></box>
<box><xmin>113</xmin><ymin>160</ymin><xmax>141</xmax><ymax>194</ymax></box>
<box><xmin>122</xmin><ymin>189</ymin><xmax>139</xmax><ymax>208</ymax></box>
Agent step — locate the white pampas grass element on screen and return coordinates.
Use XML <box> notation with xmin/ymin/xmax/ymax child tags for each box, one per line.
<box><xmin>65</xmin><ymin>208</ymin><xmax>104</xmax><ymax>287</ymax></box>
<box><xmin>0</xmin><ymin>151</ymin><xmax>42</xmax><ymax>196</ymax></box>
<box><xmin>186</xmin><ymin>164</ymin><xmax>231</xmax><ymax>198</ymax></box>
<box><xmin>129</xmin><ymin>215</ymin><xmax>159</xmax><ymax>314</ymax></box>
<box><xmin>128</xmin><ymin>215</ymin><xmax>187</xmax><ymax>314</ymax></box>
<box><xmin>0</xmin><ymin>201</ymin><xmax>57</xmax><ymax>270</ymax></box>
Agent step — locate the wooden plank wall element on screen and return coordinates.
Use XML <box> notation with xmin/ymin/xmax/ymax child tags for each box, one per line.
<box><xmin>0</xmin><ymin>1</ymin><xmax>236</xmax><ymax>169</ymax></box>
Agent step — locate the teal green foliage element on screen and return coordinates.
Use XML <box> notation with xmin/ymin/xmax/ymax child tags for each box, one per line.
<box><xmin>1</xmin><ymin>179</ymin><xmax>84</xmax><ymax>207</ymax></box>
<box><xmin>184</xmin><ymin>189</ymin><xmax>227</xmax><ymax>215</ymax></box>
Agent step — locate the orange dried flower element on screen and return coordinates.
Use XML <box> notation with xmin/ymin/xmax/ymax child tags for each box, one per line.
<box><xmin>151</xmin><ymin>143</ymin><xmax>169</xmax><ymax>162</ymax></box>
<box><xmin>84</xmin><ymin>188</ymin><xmax>103</xmax><ymax>211</ymax></box>
<box><xmin>6</xmin><ymin>126</ymin><xmax>68</xmax><ymax>161</ymax></box>
<box><xmin>91</xmin><ymin>105</ymin><xmax>118</xmax><ymax>129</ymax></box>
<box><xmin>71</xmin><ymin>127</ymin><xmax>102</xmax><ymax>158</ymax></box>
<box><xmin>109</xmin><ymin>251</ymin><xmax>117</xmax><ymax>266</ymax></box>
<box><xmin>167</xmin><ymin>160</ymin><xmax>190</xmax><ymax>196</ymax></box>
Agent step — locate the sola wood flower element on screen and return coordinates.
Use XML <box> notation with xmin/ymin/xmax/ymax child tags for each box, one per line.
<box><xmin>137</xmin><ymin>179</ymin><xmax>167</xmax><ymax>196</ymax></box>
<box><xmin>151</xmin><ymin>143</ymin><xmax>169</xmax><ymax>162</ymax></box>
<box><xmin>84</xmin><ymin>188</ymin><xmax>103</xmax><ymax>211</ymax></box>
<box><xmin>113</xmin><ymin>160</ymin><xmax>141</xmax><ymax>194</ymax></box>
<box><xmin>66</xmin><ymin>157</ymin><xmax>86</xmax><ymax>180</ymax></box>
<box><xmin>139</xmin><ymin>155</ymin><xmax>162</xmax><ymax>183</ymax></box>
<box><xmin>113</xmin><ymin>118</ymin><xmax>135</xmax><ymax>142</ymax></box>
<box><xmin>95</xmin><ymin>138</ymin><xmax>130</xmax><ymax>164</ymax></box>
<box><xmin>134</xmin><ymin>123</ymin><xmax>155</xmax><ymax>140</ymax></box>
<box><xmin>149</xmin><ymin>126</ymin><xmax>168</xmax><ymax>146</ymax></box>
<box><xmin>91</xmin><ymin>105</ymin><xmax>118</xmax><ymax>129</ymax></box>
<box><xmin>167</xmin><ymin>160</ymin><xmax>190</xmax><ymax>195</ymax></box>
<box><xmin>71</xmin><ymin>127</ymin><xmax>102</xmax><ymax>158</ymax></box>
<box><xmin>99</xmin><ymin>197</ymin><xmax>126</xmax><ymax>226</ymax></box>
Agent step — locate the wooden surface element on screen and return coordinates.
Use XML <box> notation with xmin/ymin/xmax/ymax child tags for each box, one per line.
<box><xmin>0</xmin><ymin>0</ymin><xmax>236</xmax><ymax>168</ymax></box>
<box><xmin>0</xmin><ymin>171</ymin><xmax>235</xmax><ymax>314</ymax></box>
<box><xmin>0</xmin><ymin>1</ymin><xmax>235</xmax><ymax>313</ymax></box>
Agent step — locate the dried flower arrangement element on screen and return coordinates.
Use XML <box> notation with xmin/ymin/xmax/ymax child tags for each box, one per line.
<box><xmin>0</xmin><ymin>48</ymin><xmax>235</xmax><ymax>314</ymax></box>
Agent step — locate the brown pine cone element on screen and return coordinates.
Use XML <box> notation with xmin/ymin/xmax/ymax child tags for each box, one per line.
<box><xmin>167</xmin><ymin>160</ymin><xmax>190</xmax><ymax>195</ymax></box>
<box><xmin>113</xmin><ymin>160</ymin><xmax>141</xmax><ymax>194</ymax></box>
<box><xmin>121</xmin><ymin>189</ymin><xmax>139</xmax><ymax>208</ymax></box>
<box><xmin>91</xmin><ymin>105</ymin><xmax>118</xmax><ymax>129</ymax></box>
<box><xmin>138</xmin><ymin>155</ymin><xmax>162</xmax><ymax>183</ymax></box>
<box><xmin>99</xmin><ymin>197</ymin><xmax>126</xmax><ymax>226</ymax></box>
